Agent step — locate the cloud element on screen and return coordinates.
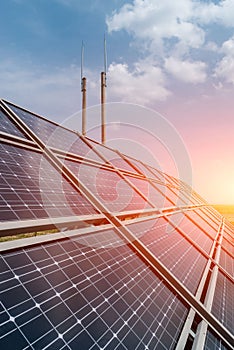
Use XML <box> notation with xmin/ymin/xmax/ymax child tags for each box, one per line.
<box><xmin>194</xmin><ymin>0</ymin><xmax>234</xmax><ymax>27</ymax></box>
<box><xmin>108</xmin><ymin>61</ymin><xmax>171</xmax><ymax>104</ymax></box>
<box><xmin>106</xmin><ymin>0</ymin><xmax>210</xmax><ymax>101</ymax></box>
<box><xmin>165</xmin><ymin>57</ymin><xmax>207</xmax><ymax>84</ymax></box>
<box><xmin>106</xmin><ymin>0</ymin><xmax>234</xmax><ymax>101</ymax></box>
<box><xmin>215</xmin><ymin>36</ymin><xmax>234</xmax><ymax>84</ymax></box>
<box><xmin>0</xmin><ymin>59</ymin><xmax>99</xmax><ymax>120</ymax></box>
<box><xmin>107</xmin><ymin>0</ymin><xmax>205</xmax><ymax>54</ymax></box>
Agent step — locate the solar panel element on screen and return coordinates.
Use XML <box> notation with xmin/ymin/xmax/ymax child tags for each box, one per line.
<box><xmin>125</xmin><ymin>175</ymin><xmax>173</xmax><ymax>209</ymax></box>
<box><xmin>212</xmin><ymin>272</ymin><xmax>233</xmax><ymax>335</ymax></box>
<box><xmin>122</xmin><ymin>156</ymin><xmax>162</xmax><ymax>180</ymax></box>
<box><xmin>0</xmin><ymin>228</ymin><xmax>189</xmax><ymax>349</ymax></box>
<box><xmin>87</xmin><ymin>139</ymin><xmax>139</xmax><ymax>174</ymax></box>
<box><xmin>0</xmin><ymin>99</ymin><xmax>233</xmax><ymax>349</ymax></box>
<box><xmin>0</xmin><ymin>109</ymin><xmax>27</xmax><ymax>139</ymax></box>
<box><xmin>220</xmin><ymin>249</ymin><xmax>234</xmax><ymax>277</ymax></box>
<box><xmin>166</xmin><ymin>212</ymin><xmax>213</xmax><ymax>254</ymax></box>
<box><xmin>0</xmin><ymin>142</ymin><xmax>98</xmax><ymax>222</ymax></box>
<box><xmin>164</xmin><ymin>186</ymin><xmax>194</xmax><ymax>207</ymax></box>
<box><xmin>180</xmin><ymin>211</ymin><xmax>218</xmax><ymax>240</ymax></box>
<box><xmin>126</xmin><ymin>217</ymin><xmax>207</xmax><ymax>294</ymax></box>
<box><xmin>223</xmin><ymin>227</ymin><xmax>234</xmax><ymax>244</ymax></box>
<box><xmin>222</xmin><ymin>237</ymin><xmax>234</xmax><ymax>257</ymax></box>
<box><xmin>199</xmin><ymin>207</ymin><xmax>222</xmax><ymax>227</ymax></box>
<box><xmin>64</xmin><ymin>159</ymin><xmax>153</xmax><ymax>212</ymax></box>
<box><xmin>4</xmin><ymin>102</ymin><xmax>104</xmax><ymax>163</ymax></box>
<box><xmin>204</xmin><ymin>329</ymin><xmax>232</xmax><ymax>350</ymax></box>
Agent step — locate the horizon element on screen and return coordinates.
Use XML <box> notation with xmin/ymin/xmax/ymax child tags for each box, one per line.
<box><xmin>0</xmin><ymin>0</ymin><xmax>234</xmax><ymax>204</ymax></box>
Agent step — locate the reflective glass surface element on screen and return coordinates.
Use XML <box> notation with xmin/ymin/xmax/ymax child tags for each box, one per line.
<box><xmin>0</xmin><ymin>109</ymin><xmax>27</xmax><ymax>139</ymax></box>
<box><xmin>0</xmin><ymin>143</ymin><xmax>98</xmax><ymax>221</ymax></box>
<box><xmin>0</xmin><ymin>229</ymin><xmax>188</xmax><ymax>349</ymax></box>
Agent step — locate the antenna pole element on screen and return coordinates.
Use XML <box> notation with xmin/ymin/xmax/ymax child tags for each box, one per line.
<box><xmin>101</xmin><ymin>71</ymin><xmax>106</xmax><ymax>144</ymax></box>
<box><xmin>81</xmin><ymin>41</ymin><xmax>87</xmax><ymax>136</ymax></box>
<box><xmin>82</xmin><ymin>77</ymin><xmax>87</xmax><ymax>136</ymax></box>
<box><xmin>101</xmin><ymin>35</ymin><xmax>107</xmax><ymax>144</ymax></box>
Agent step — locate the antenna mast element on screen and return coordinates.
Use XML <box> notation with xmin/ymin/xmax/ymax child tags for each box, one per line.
<box><xmin>81</xmin><ymin>41</ymin><xmax>87</xmax><ymax>136</ymax></box>
<box><xmin>101</xmin><ymin>35</ymin><xmax>107</xmax><ymax>144</ymax></box>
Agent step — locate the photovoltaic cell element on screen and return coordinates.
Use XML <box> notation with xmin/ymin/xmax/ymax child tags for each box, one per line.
<box><xmin>6</xmin><ymin>103</ymin><xmax>103</xmax><ymax>162</ymax></box>
<box><xmin>193</xmin><ymin>208</ymin><xmax>220</xmax><ymax>231</ymax></box>
<box><xmin>125</xmin><ymin>175</ymin><xmax>173</xmax><ymax>209</ymax></box>
<box><xmin>225</xmin><ymin>223</ymin><xmax>234</xmax><ymax>236</ymax></box>
<box><xmin>126</xmin><ymin>217</ymin><xmax>207</xmax><ymax>294</ymax></box>
<box><xmin>223</xmin><ymin>227</ymin><xmax>234</xmax><ymax>244</ymax></box>
<box><xmin>122</xmin><ymin>157</ymin><xmax>154</xmax><ymax>177</ymax></box>
<box><xmin>126</xmin><ymin>159</ymin><xmax>169</xmax><ymax>186</ymax></box>
<box><xmin>146</xmin><ymin>165</ymin><xmax>167</xmax><ymax>184</ymax></box>
<box><xmin>204</xmin><ymin>206</ymin><xmax>223</xmax><ymax>224</ymax></box>
<box><xmin>0</xmin><ymin>143</ymin><xmax>98</xmax><ymax>221</ymax></box>
<box><xmin>199</xmin><ymin>207</ymin><xmax>222</xmax><ymax>228</ymax></box>
<box><xmin>0</xmin><ymin>229</ymin><xmax>188</xmax><ymax>349</ymax></box>
<box><xmin>166</xmin><ymin>212</ymin><xmax>213</xmax><ymax>254</ymax></box>
<box><xmin>204</xmin><ymin>329</ymin><xmax>231</xmax><ymax>350</ymax></box>
<box><xmin>212</xmin><ymin>271</ymin><xmax>234</xmax><ymax>336</ymax></box>
<box><xmin>87</xmin><ymin>140</ymin><xmax>139</xmax><ymax>174</ymax></box>
<box><xmin>164</xmin><ymin>186</ymin><xmax>194</xmax><ymax>207</ymax></box>
<box><xmin>183</xmin><ymin>210</ymin><xmax>218</xmax><ymax>239</ymax></box>
<box><xmin>0</xmin><ymin>110</ymin><xmax>27</xmax><ymax>139</ymax></box>
<box><xmin>64</xmin><ymin>159</ymin><xmax>152</xmax><ymax>212</ymax></box>
<box><xmin>222</xmin><ymin>237</ymin><xmax>234</xmax><ymax>257</ymax></box>
<box><xmin>220</xmin><ymin>249</ymin><xmax>234</xmax><ymax>277</ymax></box>
<box><xmin>1</xmin><ymin>100</ymin><xmax>233</xmax><ymax>349</ymax></box>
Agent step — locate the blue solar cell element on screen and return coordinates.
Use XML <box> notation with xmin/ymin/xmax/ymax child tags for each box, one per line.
<box><xmin>6</xmin><ymin>103</ymin><xmax>103</xmax><ymax>162</ymax></box>
<box><xmin>0</xmin><ymin>143</ymin><xmax>98</xmax><ymax>221</ymax></box>
<box><xmin>0</xmin><ymin>109</ymin><xmax>27</xmax><ymax>139</ymax></box>
<box><xmin>126</xmin><ymin>217</ymin><xmax>207</xmax><ymax>294</ymax></box>
<box><xmin>204</xmin><ymin>329</ymin><xmax>231</xmax><ymax>350</ymax></box>
<box><xmin>0</xmin><ymin>229</ymin><xmax>189</xmax><ymax>349</ymax></box>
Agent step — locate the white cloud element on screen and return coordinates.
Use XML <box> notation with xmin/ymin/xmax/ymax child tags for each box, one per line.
<box><xmin>165</xmin><ymin>57</ymin><xmax>207</xmax><ymax>84</ymax></box>
<box><xmin>106</xmin><ymin>0</ymin><xmax>210</xmax><ymax>98</ymax></box>
<box><xmin>108</xmin><ymin>0</ymin><xmax>234</xmax><ymax>41</ymax></box>
<box><xmin>194</xmin><ymin>0</ymin><xmax>234</xmax><ymax>27</ymax></box>
<box><xmin>106</xmin><ymin>0</ymin><xmax>234</xmax><ymax>97</ymax></box>
<box><xmin>108</xmin><ymin>61</ymin><xmax>171</xmax><ymax>104</ymax></box>
<box><xmin>0</xmin><ymin>60</ymin><xmax>99</xmax><ymax>121</ymax></box>
<box><xmin>215</xmin><ymin>36</ymin><xmax>234</xmax><ymax>84</ymax></box>
<box><xmin>107</xmin><ymin>0</ymin><xmax>205</xmax><ymax>53</ymax></box>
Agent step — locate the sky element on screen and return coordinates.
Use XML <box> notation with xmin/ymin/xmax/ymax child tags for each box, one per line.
<box><xmin>0</xmin><ymin>0</ymin><xmax>234</xmax><ymax>204</ymax></box>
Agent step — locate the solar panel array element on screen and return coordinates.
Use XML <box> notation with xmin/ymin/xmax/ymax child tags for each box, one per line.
<box><xmin>0</xmin><ymin>99</ymin><xmax>233</xmax><ymax>350</ymax></box>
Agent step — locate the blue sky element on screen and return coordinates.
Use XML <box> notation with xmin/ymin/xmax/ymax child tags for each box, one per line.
<box><xmin>1</xmin><ymin>0</ymin><xmax>234</xmax><ymax>203</ymax></box>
